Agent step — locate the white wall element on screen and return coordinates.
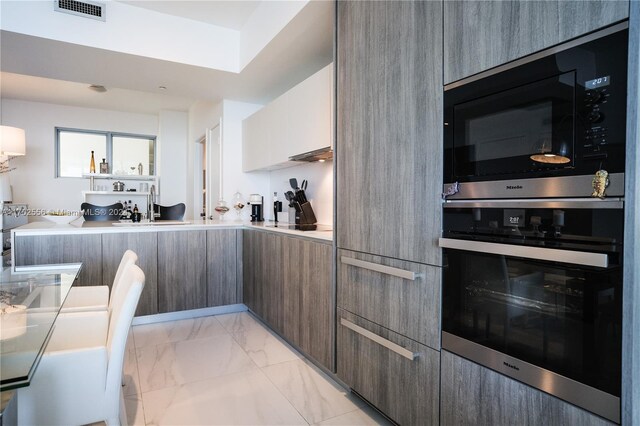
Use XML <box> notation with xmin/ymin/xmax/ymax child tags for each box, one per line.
<box><xmin>269</xmin><ymin>161</ymin><xmax>333</xmax><ymax>225</ymax></box>
<box><xmin>220</xmin><ymin>100</ymin><xmax>268</xmax><ymax>221</ymax></box>
<box><xmin>240</xmin><ymin>1</ymin><xmax>309</xmax><ymax>69</ymax></box>
<box><xmin>1</xmin><ymin>97</ymin><xmax>333</xmax><ymax>224</ymax></box>
<box><xmin>0</xmin><ymin>0</ymin><xmax>239</xmax><ymax>72</ymax></box>
<box><xmin>157</xmin><ymin>110</ymin><xmax>189</xmax><ymax>207</ymax></box>
<box><xmin>219</xmin><ymin>98</ymin><xmax>334</xmax><ymax>225</ymax></box>
<box><xmin>1</xmin><ymin>99</ymin><xmax>158</xmax><ymax>214</ymax></box>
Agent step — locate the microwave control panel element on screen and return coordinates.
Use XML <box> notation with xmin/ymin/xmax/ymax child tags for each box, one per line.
<box><xmin>583</xmin><ymin>76</ymin><xmax>612</xmax><ymax>159</ymax></box>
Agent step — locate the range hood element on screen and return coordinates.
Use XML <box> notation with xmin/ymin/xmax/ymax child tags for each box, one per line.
<box><xmin>289</xmin><ymin>147</ymin><xmax>333</xmax><ymax>162</ymax></box>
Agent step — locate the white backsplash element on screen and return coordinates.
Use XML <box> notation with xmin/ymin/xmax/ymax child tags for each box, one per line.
<box><xmin>268</xmin><ymin>161</ymin><xmax>333</xmax><ymax>225</ymax></box>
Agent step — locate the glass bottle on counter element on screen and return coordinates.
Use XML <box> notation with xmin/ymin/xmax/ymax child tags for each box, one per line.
<box><xmin>232</xmin><ymin>191</ymin><xmax>245</xmax><ymax>220</ymax></box>
<box><xmin>89</xmin><ymin>151</ymin><xmax>96</xmax><ymax>173</ymax></box>
<box><xmin>120</xmin><ymin>201</ymin><xmax>127</xmax><ymax>220</ymax></box>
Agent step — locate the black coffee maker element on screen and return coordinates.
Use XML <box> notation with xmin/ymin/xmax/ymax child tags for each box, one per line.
<box><xmin>248</xmin><ymin>194</ymin><xmax>264</xmax><ymax>222</ymax></box>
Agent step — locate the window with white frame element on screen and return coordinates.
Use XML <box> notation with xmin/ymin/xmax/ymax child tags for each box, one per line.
<box><xmin>56</xmin><ymin>128</ymin><xmax>156</xmax><ymax>177</ymax></box>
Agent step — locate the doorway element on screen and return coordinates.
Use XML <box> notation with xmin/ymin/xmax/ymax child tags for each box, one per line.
<box><xmin>195</xmin><ymin>122</ymin><xmax>220</xmax><ymax>219</ymax></box>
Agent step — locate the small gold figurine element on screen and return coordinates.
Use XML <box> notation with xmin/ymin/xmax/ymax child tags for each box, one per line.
<box><xmin>592</xmin><ymin>169</ymin><xmax>609</xmax><ymax>199</ymax></box>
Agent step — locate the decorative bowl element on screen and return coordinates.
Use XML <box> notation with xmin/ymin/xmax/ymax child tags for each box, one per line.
<box><xmin>42</xmin><ymin>214</ymin><xmax>80</xmax><ymax>225</ymax></box>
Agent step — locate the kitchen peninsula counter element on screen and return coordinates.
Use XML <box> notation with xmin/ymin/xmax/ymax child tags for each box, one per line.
<box><xmin>12</xmin><ymin>220</ymin><xmax>333</xmax><ymax>242</ymax></box>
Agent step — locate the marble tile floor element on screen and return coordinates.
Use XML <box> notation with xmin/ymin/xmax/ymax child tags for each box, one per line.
<box><xmin>119</xmin><ymin>311</ymin><xmax>391</xmax><ymax>426</ymax></box>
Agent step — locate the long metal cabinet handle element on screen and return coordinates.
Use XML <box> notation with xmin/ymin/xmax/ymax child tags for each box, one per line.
<box><xmin>438</xmin><ymin>238</ymin><xmax>609</xmax><ymax>268</ymax></box>
<box><xmin>340</xmin><ymin>256</ymin><xmax>421</xmax><ymax>280</ymax></box>
<box><xmin>340</xmin><ymin>318</ymin><xmax>418</xmax><ymax>360</ymax></box>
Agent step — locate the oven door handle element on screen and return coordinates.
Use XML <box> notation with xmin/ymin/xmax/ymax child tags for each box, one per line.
<box><xmin>438</xmin><ymin>238</ymin><xmax>608</xmax><ymax>268</ymax></box>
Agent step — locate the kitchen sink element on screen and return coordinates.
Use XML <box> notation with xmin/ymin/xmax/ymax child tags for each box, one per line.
<box><xmin>112</xmin><ymin>220</ymin><xmax>191</xmax><ymax>226</ymax></box>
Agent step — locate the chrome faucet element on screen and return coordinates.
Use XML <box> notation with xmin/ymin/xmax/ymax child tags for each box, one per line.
<box><xmin>148</xmin><ymin>184</ymin><xmax>156</xmax><ymax>222</ymax></box>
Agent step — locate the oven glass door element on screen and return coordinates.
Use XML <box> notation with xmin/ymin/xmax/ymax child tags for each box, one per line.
<box><xmin>452</xmin><ymin>72</ymin><xmax>575</xmax><ymax>180</ymax></box>
<box><xmin>442</xmin><ymin>248</ymin><xmax>621</xmax><ymax>397</ymax></box>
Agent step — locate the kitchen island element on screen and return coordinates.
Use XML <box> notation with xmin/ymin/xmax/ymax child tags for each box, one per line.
<box><xmin>11</xmin><ymin>219</ymin><xmax>333</xmax><ymax>316</ymax></box>
<box><xmin>13</xmin><ymin>218</ymin><xmax>336</xmax><ymax>371</ymax></box>
<box><xmin>12</xmin><ymin>219</ymin><xmax>333</xmax><ymax>241</ymax></box>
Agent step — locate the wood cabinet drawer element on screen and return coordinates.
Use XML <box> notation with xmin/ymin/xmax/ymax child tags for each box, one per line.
<box><xmin>337</xmin><ymin>309</ymin><xmax>440</xmax><ymax>425</ymax></box>
<box><xmin>337</xmin><ymin>249</ymin><xmax>440</xmax><ymax>349</ymax></box>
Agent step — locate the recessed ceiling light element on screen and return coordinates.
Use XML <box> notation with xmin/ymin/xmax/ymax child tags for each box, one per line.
<box><xmin>89</xmin><ymin>84</ymin><xmax>107</xmax><ymax>93</ymax></box>
<box><xmin>158</xmin><ymin>86</ymin><xmax>167</xmax><ymax>90</ymax></box>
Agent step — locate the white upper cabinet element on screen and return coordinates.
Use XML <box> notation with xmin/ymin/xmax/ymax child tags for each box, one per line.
<box><xmin>286</xmin><ymin>63</ymin><xmax>333</xmax><ymax>157</ymax></box>
<box><xmin>242</xmin><ymin>106</ymin><xmax>270</xmax><ymax>172</ymax></box>
<box><xmin>242</xmin><ymin>63</ymin><xmax>333</xmax><ymax>172</ymax></box>
<box><xmin>266</xmin><ymin>93</ymin><xmax>292</xmax><ymax>166</ymax></box>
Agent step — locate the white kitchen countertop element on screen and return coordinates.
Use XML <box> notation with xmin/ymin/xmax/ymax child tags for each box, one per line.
<box><xmin>12</xmin><ymin>219</ymin><xmax>333</xmax><ymax>242</ymax></box>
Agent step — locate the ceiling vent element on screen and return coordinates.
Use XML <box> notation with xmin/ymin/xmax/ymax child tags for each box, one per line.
<box><xmin>54</xmin><ymin>0</ymin><xmax>106</xmax><ymax>21</ymax></box>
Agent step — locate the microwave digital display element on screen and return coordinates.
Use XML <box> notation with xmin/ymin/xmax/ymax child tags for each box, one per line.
<box><xmin>585</xmin><ymin>76</ymin><xmax>610</xmax><ymax>89</ymax></box>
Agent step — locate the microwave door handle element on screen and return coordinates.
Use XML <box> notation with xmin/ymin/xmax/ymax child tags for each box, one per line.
<box><xmin>438</xmin><ymin>238</ymin><xmax>608</xmax><ymax>268</ymax></box>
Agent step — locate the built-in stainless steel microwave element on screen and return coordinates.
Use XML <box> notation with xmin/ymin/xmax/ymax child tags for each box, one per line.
<box><xmin>443</xmin><ymin>22</ymin><xmax>628</xmax><ymax>200</ymax></box>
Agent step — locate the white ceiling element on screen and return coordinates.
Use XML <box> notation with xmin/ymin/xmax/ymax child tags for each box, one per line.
<box><xmin>116</xmin><ymin>0</ymin><xmax>261</xmax><ymax>30</ymax></box>
<box><xmin>0</xmin><ymin>1</ymin><xmax>333</xmax><ymax>114</ymax></box>
<box><xmin>0</xmin><ymin>72</ymin><xmax>197</xmax><ymax>115</ymax></box>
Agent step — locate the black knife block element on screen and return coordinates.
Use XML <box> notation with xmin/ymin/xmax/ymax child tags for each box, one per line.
<box><xmin>294</xmin><ymin>201</ymin><xmax>317</xmax><ymax>226</ymax></box>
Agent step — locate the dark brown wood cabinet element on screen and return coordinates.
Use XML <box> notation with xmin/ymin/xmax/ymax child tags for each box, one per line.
<box><xmin>443</xmin><ymin>0</ymin><xmax>629</xmax><ymax>84</ymax></box>
<box><xmin>337</xmin><ymin>309</ymin><xmax>440</xmax><ymax>425</ymax></box>
<box><xmin>14</xmin><ymin>234</ymin><xmax>102</xmax><ymax>287</ymax></box>
<box><xmin>335</xmin><ymin>1</ymin><xmax>444</xmax><ymax>421</ymax></box>
<box><xmin>102</xmin><ymin>232</ymin><xmax>158</xmax><ymax>316</ymax></box>
<box><xmin>283</xmin><ymin>236</ymin><xmax>333</xmax><ymax>370</ymax></box>
<box><xmin>337</xmin><ymin>249</ymin><xmax>440</xmax><ymax>350</ymax></box>
<box><xmin>336</xmin><ymin>0</ymin><xmax>443</xmax><ymax>267</ymax></box>
<box><xmin>206</xmin><ymin>229</ymin><xmax>238</xmax><ymax>307</ymax></box>
<box><xmin>243</xmin><ymin>230</ymin><xmax>334</xmax><ymax>371</ymax></box>
<box><xmin>242</xmin><ymin>230</ymin><xmax>284</xmax><ymax>333</ymax></box>
<box><xmin>15</xmin><ymin>228</ymin><xmax>241</xmax><ymax>317</ymax></box>
<box><xmin>440</xmin><ymin>350</ymin><xmax>613</xmax><ymax>425</ymax></box>
<box><xmin>157</xmin><ymin>230</ymin><xmax>207</xmax><ymax>313</ymax></box>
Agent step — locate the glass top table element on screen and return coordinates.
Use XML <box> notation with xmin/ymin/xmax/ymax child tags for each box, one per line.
<box><xmin>0</xmin><ymin>264</ymin><xmax>82</xmax><ymax>391</ymax></box>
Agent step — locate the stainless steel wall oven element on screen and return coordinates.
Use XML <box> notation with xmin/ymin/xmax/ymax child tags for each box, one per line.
<box><xmin>441</xmin><ymin>200</ymin><xmax>623</xmax><ymax>422</ymax></box>
<box><xmin>440</xmin><ymin>22</ymin><xmax>628</xmax><ymax>424</ymax></box>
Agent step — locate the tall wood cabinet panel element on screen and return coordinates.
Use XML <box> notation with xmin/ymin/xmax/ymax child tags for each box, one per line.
<box><xmin>14</xmin><ymin>234</ymin><xmax>102</xmax><ymax>287</ymax></box>
<box><xmin>440</xmin><ymin>350</ymin><xmax>613</xmax><ymax>425</ymax></box>
<box><xmin>102</xmin><ymin>232</ymin><xmax>158</xmax><ymax>316</ymax></box>
<box><xmin>283</xmin><ymin>236</ymin><xmax>333</xmax><ymax>370</ymax></box>
<box><xmin>336</xmin><ymin>0</ymin><xmax>443</xmax><ymax>266</ymax></box>
<box><xmin>157</xmin><ymin>231</ymin><xmax>207</xmax><ymax>313</ymax></box>
<box><xmin>337</xmin><ymin>309</ymin><xmax>440</xmax><ymax>425</ymax></box>
<box><xmin>444</xmin><ymin>0</ymin><xmax>629</xmax><ymax>84</ymax></box>
<box><xmin>206</xmin><ymin>229</ymin><xmax>238</xmax><ymax>307</ymax></box>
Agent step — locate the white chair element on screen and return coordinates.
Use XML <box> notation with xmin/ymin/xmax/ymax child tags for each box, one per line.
<box><xmin>17</xmin><ymin>264</ymin><xmax>146</xmax><ymax>426</ymax></box>
<box><xmin>61</xmin><ymin>250</ymin><xmax>138</xmax><ymax>313</ymax></box>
